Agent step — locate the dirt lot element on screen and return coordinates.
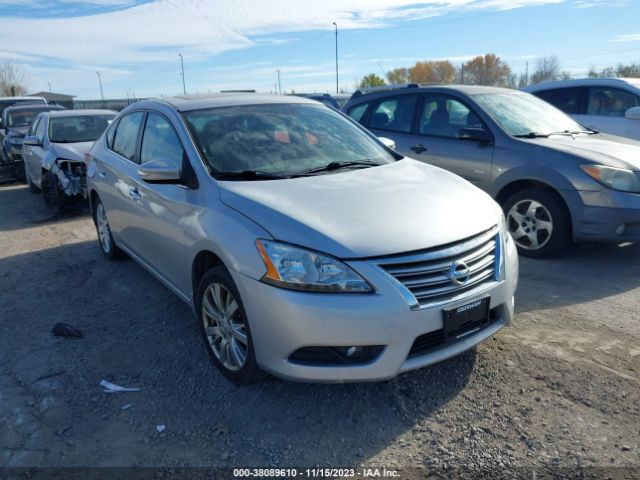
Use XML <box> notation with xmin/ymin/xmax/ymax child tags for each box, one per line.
<box><xmin>1</xmin><ymin>182</ymin><xmax>639</xmax><ymax>477</ymax></box>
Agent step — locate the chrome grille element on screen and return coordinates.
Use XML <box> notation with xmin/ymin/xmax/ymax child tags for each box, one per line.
<box><xmin>378</xmin><ymin>226</ymin><xmax>501</xmax><ymax>308</ymax></box>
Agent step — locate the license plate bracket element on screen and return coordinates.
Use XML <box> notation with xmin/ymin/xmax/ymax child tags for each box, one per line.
<box><xmin>442</xmin><ymin>297</ymin><xmax>491</xmax><ymax>341</ymax></box>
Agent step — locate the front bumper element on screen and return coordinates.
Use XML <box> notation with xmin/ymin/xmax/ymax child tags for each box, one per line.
<box><xmin>574</xmin><ymin>189</ymin><xmax>640</xmax><ymax>242</ymax></box>
<box><xmin>231</xmin><ymin>233</ymin><xmax>518</xmax><ymax>382</ymax></box>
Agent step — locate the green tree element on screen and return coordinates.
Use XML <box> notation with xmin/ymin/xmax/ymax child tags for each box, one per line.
<box><xmin>359</xmin><ymin>73</ymin><xmax>386</xmax><ymax>89</ymax></box>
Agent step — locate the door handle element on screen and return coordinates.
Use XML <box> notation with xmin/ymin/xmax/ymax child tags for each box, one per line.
<box><xmin>128</xmin><ymin>186</ymin><xmax>142</xmax><ymax>201</ymax></box>
<box><xmin>410</xmin><ymin>144</ymin><xmax>427</xmax><ymax>154</ymax></box>
<box><xmin>98</xmin><ymin>171</ymin><xmax>107</xmax><ymax>179</ymax></box>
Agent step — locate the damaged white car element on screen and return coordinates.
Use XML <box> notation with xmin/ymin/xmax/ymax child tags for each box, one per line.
<box><xmin>22</xmin><ymin>109</ymin><xmax>116</xmax><ymax>212</ymax></box>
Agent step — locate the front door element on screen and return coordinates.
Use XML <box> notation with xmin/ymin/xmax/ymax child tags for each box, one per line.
<box><xmin>408</xmin><ymin>93</ymin><xmax>495</xmax><ymax>190</ymax></box>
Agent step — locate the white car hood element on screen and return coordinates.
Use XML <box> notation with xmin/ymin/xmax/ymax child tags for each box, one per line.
<box><xmin>220</xmin><ymin>159</ymin><xmax>499</xmax><ymax>259</ymax></box>
<box><xmin>51</xmin><ymin>141</ymin><xmax>94</xmax><ymax>162</ymax></box>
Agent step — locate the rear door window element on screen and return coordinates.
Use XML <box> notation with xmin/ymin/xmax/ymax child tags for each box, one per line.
<box><xmin>112</xmin><ymin>112</ymin><xmax>144</xmax><ymax>162</ymax></box>
<box><xmin>534</xmin><ymin>87</ymin><xmax>583</xmax><ymax>114</ymax></box>
<box><xmin>586</xmin><ymin>87</ymin><xmax>640</xmax><ymax>117</ymax></box>
<box><xmin>369</xmin><ymin>94</ymin><xmax>419</xmax><ymax>133</ymax></box>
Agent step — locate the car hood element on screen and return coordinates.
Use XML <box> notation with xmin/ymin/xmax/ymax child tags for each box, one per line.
<box><xmin>51</xmin><ymin>141</ymin><xmax>94</xmax><ymax>162</ymax></box>
<box><xmin>534</xmin><ymin>134</ymin><xmax>640</xmax><ymax>170</ymax></box>
<box><xmin>7</xmin><ymin>126</ymin><xmax>29</xmax><ymax>138</ymax></box>
<box><xmin>220</xmin><ymin>159</ymin><xmax>499</xmax><ymax>259</ymax></box>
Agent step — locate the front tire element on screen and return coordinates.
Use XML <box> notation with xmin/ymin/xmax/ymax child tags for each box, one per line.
<box><xmin>503</xmin><ymin>188</ymin><xmax>571</xmax><ymax>258</ymax></box>
<box><xmin>196</xmin><ymin>266</ymin><xmax>265</xmax><ymax>384</ymax></box>
<box><xmin>41</xmin><ymin>170</ymin><xmax>65</xmax><ymax>213</ymax></box>
<box><xmin>26</xmin><ymin>169</ymin><xmax>40</xmax><ymax>193</ymax></box>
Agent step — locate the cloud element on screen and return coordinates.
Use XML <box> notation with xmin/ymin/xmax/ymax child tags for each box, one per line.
<box><xmin>573</xmin><ymin>0</ymin><xmax>627</xmax><ymax>8</ymax></box>
<box><xmin>0</xmin><ymin>0</ymin><xmax>569</xmax><ymax>67</ymax></box>
<box><xmin>611</xmin><ymin>33</ymin><xmax>640</xmax><ymax>43</ymax></box>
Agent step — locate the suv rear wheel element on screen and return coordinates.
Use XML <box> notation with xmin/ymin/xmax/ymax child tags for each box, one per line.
<box><xmin>503</xmin><ymin>188</ymin><xmax>571</xmax><ymax>258</ymax></box>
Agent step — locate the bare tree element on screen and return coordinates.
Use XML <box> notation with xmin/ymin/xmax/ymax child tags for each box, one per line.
<box><xmin>386</xmin><ymin>68</ymin><xmax>409</xmax><ymax>85</ymax></box>
<box><xmin>462</xmin><ymin>54</ymin><xmax>511</xmax><ymax>86</ymax></box>
<box><xmin>616</xmin><ymin>63</ymin><xmax>640</xmax><ymax>78</ymax></box>
<box><xmin>531</xmin><ymin>56</ymin><xmax>560</xmax><ymax>85</ymax></box>
<box><xmin>0</xmin><ymin>61</ymin><xmax>28</xmax><ymax>96</ymax></box>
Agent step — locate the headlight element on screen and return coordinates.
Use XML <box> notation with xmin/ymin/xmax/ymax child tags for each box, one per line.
<box><xmin>256</xmin><ymin>239</ymin><xmax>373</xmax><ymax>293</ymax></box>
<box><xmin>580</xmin><ymin>165</ymin><xmax>640</xmax><ymax>193</ymax></box>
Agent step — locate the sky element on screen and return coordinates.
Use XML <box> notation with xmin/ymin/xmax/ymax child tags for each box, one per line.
<box><xmin>0</xmin><ymin>0</ymin><xmax>639</xmax><ymax>100</ymax></box>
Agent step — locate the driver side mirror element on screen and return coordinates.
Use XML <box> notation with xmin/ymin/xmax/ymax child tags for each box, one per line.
<box><xmin>138</xmin><ymin>159</ymin><xmax>181</xmax><ymax>183</ymax></box>
<box><xmin>378</xmin><ymin>137</ymin><xmax>396</xmax><ymax>150</ymax></box>
<box><xmin>23</xmin><ymin>135</ymin><xmax>42</xmax><ymax>146</ymax></box>
<box><xmin>625</xmin><ymin>106</ymin><xmax>640</xmax><ymax>120</ymax></box>
<box><xmin>459</xmin><ymin>127</ymin><xmax>492</xmax><ymax>143</ymax></box>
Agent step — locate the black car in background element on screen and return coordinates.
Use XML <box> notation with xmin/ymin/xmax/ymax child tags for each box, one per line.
<box><xmin>1</xmin><ymin>103</ymin><xmax>64</xmax><ymax>181</ymax></box>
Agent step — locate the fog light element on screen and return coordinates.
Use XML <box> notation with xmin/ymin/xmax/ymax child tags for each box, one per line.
<box><xmin>343</xmin><ymin>346</ymin><xmax>363</xmax><ymax>357</ymax></box>
<box><xmin>616</xmin><ymin>224</ymin><xmax>626</xmax><ymax>235</ymax></box>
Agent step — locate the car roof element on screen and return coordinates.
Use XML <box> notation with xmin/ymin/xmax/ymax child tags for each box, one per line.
<box><xmin>137</xmin><ymin>94</ymin><xmax>318</xmax><ymax>112</ymax></box>
<box><xmin>0</xmin><ymin>96</ymin><xmax>46</xmax><ymax>101</ymax></box>
<box><xmin>349</xmin><ymin>84</ymin><xmax>518</xmax><ymax>102</ymax></box>
<box><xmin>524</xmin><ymin>77</ymin><xmax>640</xmax><ymax>92</ymax></box>
<box><xmin>4</xmin><ymin>104</ymin><xmax>64</xmax><ymax>113</ymax></box>
<box><xmin>46</xmin><ymin>109</ymin><xmax>117</xmax><ymax>117</ymax></box>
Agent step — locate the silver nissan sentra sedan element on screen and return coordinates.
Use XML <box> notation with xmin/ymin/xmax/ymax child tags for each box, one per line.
<box><xmin>86</xmin><ymin>94</ymin><xmax>518</xmax><ymax>383</ymax></box>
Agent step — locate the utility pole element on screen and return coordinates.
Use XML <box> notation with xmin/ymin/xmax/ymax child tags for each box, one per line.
<box><xmin>332</xmin><ymin>22</ymin><xmax>339</xmax><ymax>94</ymax></box>
<box><xmin>460</xmin><ymin>64</ymin><xmax>464</xmax><ymax>84</ymax></box>
<box><xmin>178</xmin><ymin>53</ymin><xmax>186</xmax><ymax>95</ymax></box>
<box><xmin>525</xmin><ymin>61</ymin><xmax>529</xmax><ymax>86</ymax></box>
<box><xmin>276</xmin><ymin>69</ymin><xmax>282</xmax><ymax>95</ymax></box>
<box><xmin>96</xmin><ymin>71</ymin><xmax>104</xmax><ymax>104</ymax></box>
<box><xmin>47</xmin><ymin>82</ymin><xmax>52</xmax><ymax>93</ymax></box>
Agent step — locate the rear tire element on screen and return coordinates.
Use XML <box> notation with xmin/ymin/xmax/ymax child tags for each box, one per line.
<box><xmin>93</xmin><ymin>198</ymin><xmax>125</xmax><ymax>260</ymax></box>
<box><xmin>196</xmin><ymin>266</ymin><xmax>265</xmax><ymax>385</ymax></box>
<box><xmin>503</xmin><ymin>188</ymin><xmax>571</xmax><ymax>258</ymax></box>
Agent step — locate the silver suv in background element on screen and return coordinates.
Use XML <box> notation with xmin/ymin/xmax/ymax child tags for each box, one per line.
<box><xmin>86</xmin><ymin>94</ymin><xmax>518</xmax><ymax>384</ymax></box>
<box><xmin>524</xmin><ymin>78</ymin><xmax>640</xmax><ymax>141</ymax></box>
<box><xmin>343</xmin><ymin>85</ymin><xmax>640</xmax><ymax>258</ymax></box>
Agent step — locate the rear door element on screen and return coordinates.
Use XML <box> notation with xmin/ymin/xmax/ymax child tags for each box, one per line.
<box><xmin>364</xmin><ymin>93</ymin><xmax>421</xmax><ymax>154</ymax></box>
<box><xmin>408</xmin><ymin>93</ymin><xmax>495</xmax><ymax>190</ymax></box>
<box><xmin>94</xmin><ymin>111</ymin><xmax>145</xmax><ymax>246</ymax></box>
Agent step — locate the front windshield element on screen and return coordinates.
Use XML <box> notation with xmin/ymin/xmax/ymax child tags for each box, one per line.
<box><xmin>8</xmin><ymin>110</ymin><xmax>41</xmax><ymax>128</ymax></box>
<box><xmin>473</xmin><ymin>92</ymin><xmax>587</xmax><ymax>136</ymax></box>
<box><xmin>49</xmin><ymin>115</ymin><xmax>115</xmax><ymax>143</ymax></box>
<box><xmin>183</xmin><ymin>103</ymin><xmax>395</xmax><ymax>176</ymax></box>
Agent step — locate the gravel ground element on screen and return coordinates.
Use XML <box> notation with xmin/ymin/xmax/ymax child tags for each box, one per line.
<box><xmin>1</xmin><ymin>182</ymin><xmax>639</xmax><ymax>478</ymax></box>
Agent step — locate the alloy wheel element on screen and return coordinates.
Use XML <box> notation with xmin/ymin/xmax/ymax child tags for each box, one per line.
<box><xmin>202</xmin><ymin>283</ymin><xmax>248</xmax><ymax>371</ymax></box>
<box><xmin>96</xmin><ymin>203</ymin><xmax>112</xmax><ymax>254</ymax></box>
<box><xmin>507</xmin><ymin>199</ymin><xmax>554</xmax><ymax>251</ymax></box>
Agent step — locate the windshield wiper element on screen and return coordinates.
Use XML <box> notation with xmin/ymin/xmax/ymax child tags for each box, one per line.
<box><xmin>214</xmin><ymin>169</ymin><xmax>287</xmax><ymax>180</ymax></box>
<box><xmin>291</xmin><ymin>160</ymin><xmax>381</xmax><ymax>177</ymax></box>
<box><xmin>514</xmin><ymin>132</ymin><xmax>551</xmax><ymax>139</ymax></box>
